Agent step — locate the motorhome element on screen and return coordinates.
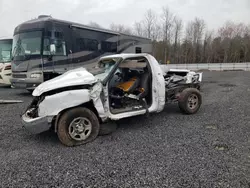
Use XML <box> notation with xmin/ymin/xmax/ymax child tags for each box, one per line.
<box><xmin>10</xmin><ymin>15</ymin><xmax>152</xmax><ymax>91</ymax></box>
<box><xmin>0</xmin><ymin>38</ymin><xmax>12</xmax><ymax>86</ymax></box>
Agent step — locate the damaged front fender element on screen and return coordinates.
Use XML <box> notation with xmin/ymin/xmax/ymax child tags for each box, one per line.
<box><xmin>38</xmin><ymin>81</ymin><xmax>107</xmax><ymax>121</ymax></box>
<box><xmin>38</xmin><ymin>89</ymin><xmax>91</xmax><ymax>117</ymax></box>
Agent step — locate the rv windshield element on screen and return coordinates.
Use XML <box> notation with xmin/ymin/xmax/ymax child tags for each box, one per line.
<box><xmin>12</xmin><ymin>31</ymin><xmax>42</xmax><ymax>60</ymax></box>
<box><xmin>0</xmin><ymin>40</ymin><xmax>12</xmax><ymax>63</ymax></box>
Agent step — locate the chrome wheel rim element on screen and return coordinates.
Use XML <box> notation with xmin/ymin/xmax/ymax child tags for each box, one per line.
<box><xmin>68</xmin><ymin>117</ymin><xmax>92</xmax><ymax>141</ymax></box>
<box><xmin>188</xmin><ymin>94</ymin><xmax>199</xmax><ymax>110</ymax></box>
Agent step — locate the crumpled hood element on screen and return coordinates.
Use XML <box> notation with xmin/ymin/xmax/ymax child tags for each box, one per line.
<box><xmin>33</xmin><ymin>67</ymin><xmax>98</xmax><ymax>96</ymax></box>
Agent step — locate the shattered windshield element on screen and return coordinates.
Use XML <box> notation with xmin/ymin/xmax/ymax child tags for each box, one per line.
<box><xmin>87</xmin><ymin>58</ymin><xmax>120</xmax><ymax>81</ymax></box>
<box><xmin>12</xmin><ymin>31</ymin><xmax>42</xmax><ymax>60</ymax></box>
<box><xmin>0</xmin><ymin>39</ymin><xmax>12</xmax><ymax>63</ymax></box>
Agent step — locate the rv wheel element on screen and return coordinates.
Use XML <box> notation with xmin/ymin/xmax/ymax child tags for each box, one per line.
<box><xmin>57</xmin><ymin>107</ymin><xmax>100</xmax><ymax>146</ymax></box>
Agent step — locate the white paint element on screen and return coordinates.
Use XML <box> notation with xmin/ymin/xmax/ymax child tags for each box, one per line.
<box><xmin>33</xmin><ymin>67</ymin><xmax>97</xmax><ymax>96</ymax></box>
<box><xmin>105</xmin><ymin>54</ymin><xmax>166</xmax><ymax>120</ymax></box>
<box><xmin>34</xmin><ymin>53</ymin><xmax>201</xmax><ymax>123</ymax></box>
<box><xmin>38</xmin><ymin>89</ymin><xmax>91</xmax><ymax>117</ymax></box>
<box><xmin>146</xmin><ymin>54</ymin><xmax>166</xmax><ymax>112</ymax></box>
<box><xmin>38</xmin><ymin>82</ymin><xmax>108</xmax><ymax>121</ymax></box>
<box><xmin>89</xmin><ymin>82</ymin><xmax>107</xmax><ymax>120</ymax></box>
<box><xmin>0</xmin><ymin>62</ymin><xmax>11</xmax><ymax>85</ymax></box>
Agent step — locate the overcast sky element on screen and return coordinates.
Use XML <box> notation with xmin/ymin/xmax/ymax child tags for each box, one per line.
<box><xmin>0</xmin><ymin>0</ymin><xmax>249</xmax><ymax>37</ymax></box>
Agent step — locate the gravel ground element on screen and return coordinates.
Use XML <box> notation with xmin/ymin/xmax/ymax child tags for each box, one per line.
<box><xmin>0</xmin><ymin>71</ymin><xmax>250</xmax><ymax>188</ymax></box>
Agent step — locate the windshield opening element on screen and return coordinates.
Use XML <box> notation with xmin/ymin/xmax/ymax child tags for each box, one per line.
<box><xmin>0</xmin><ymin>40</ymin><xmax>12</xmax><ymax>63</ymax></box>
<box><xmin>86</xmin><ymin>58</ymin><xmax>121</xmax><ymax>81</ymax></box>
<box><xmin>12</xmin><ymin>31</ymin><xmax>42</xmax><ymax>61</ymax></box>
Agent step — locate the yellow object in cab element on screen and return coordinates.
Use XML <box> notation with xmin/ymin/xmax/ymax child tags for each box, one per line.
<box><xmin>116</xmin><ymin>77</ymin><xmax>138</xmax><ymax>92</ymax></box>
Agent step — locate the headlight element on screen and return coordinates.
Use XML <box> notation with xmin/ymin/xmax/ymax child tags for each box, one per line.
<box><xmin>30</xmin><ymin>73</ymin><xmax>42</xmax><ymax>78</ymax></box>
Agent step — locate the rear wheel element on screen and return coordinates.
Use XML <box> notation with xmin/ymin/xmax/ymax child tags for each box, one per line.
<box><xmin>178</xmin><ymin>88</ymin><xmax>202</xmax><ymax>114</ymax></box>
<box><xmin>57</xmin><ymin>107</ymin><xmax>100</xmax><ymax>146</ymax></box>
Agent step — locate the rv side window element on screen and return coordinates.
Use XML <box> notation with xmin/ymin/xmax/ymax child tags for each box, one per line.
<box><xmin>86</xmin><ymin>39</ymin><xmax>98</xmax><ymax>51</ymax></box>
<box><xmin>77</xmin><ymin>38</ymin><xmax>98</xmax><ymax>51</ymax></box>
<box><xmin>135</xmin><ymin>47</ymin><xmax>142</xmax><ymax>53</ymax></box>
<box><xmin>101</xmin><ymin>41</ymin><xmax>117</xmax><ymax>52</ymax></box>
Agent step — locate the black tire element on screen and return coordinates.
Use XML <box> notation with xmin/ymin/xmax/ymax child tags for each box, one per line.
<box><xmin>57</xmin><ymin>107</ymin><xmax>100</xmax><ymax>147</ymax></box>
<box><xmin>178</xmin><ymin>88</ymin><xmax>202</xmax><ymax>114</ymax></box>
<box><xmin>99</xmin><ymin>122</ymin><xmax>117</xmax><ymax>136</ymax></box>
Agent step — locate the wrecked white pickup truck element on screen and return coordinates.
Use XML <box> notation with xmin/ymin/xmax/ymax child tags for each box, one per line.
<box><xmin>22</xmin><ymin>53</ymin><xmax>202</xmax><ymax>146</ymax></box>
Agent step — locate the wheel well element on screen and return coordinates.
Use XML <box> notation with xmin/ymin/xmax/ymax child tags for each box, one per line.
<box><xmin>52</xmin><ymin>101</ymin><xmax>101</xmax><ymax>132</ymax></box>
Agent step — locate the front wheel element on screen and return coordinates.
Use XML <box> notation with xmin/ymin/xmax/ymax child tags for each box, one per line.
<box><xmin>57</xmin><ymin>107</ymin><xmax>100</xmax><ymax>146</ymax></box>
<box><xmin>178</xmin><ymin>88</ymin><xmax>202</xmax><ymax>114</ymax></box>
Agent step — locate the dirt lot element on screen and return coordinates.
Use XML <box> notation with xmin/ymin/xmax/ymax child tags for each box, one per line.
<box><xmin>0</xmin><ymin>71</ymin><xmax>250</xmax><ymax>188</ymax></box>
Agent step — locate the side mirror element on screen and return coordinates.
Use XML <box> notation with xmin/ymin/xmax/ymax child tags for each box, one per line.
<box><xmin>50</xmin><ymin>44</ymin><xmax>56</xmax><ymax>55</ymax></box>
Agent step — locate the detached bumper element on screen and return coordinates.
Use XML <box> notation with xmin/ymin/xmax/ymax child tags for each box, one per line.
<box><xmin>22</xmin><ymin>114</ymin><xmax>52</xmax><ymax>134</ymax></box>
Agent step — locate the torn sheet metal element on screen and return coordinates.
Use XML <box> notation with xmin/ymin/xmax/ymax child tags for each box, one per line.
<box><xmin>89</xmin><ymin>82</ymin><xmax>107</xmax><ymax>121</ymax></box>
<box><xmin>89</xmin><ymin>82</ymin><xmax>102</xmax><ymax>102</ymax></box>
<box><xmin>38</xmin><ymin>89</ymin><xmax>90</xmax><ymax>116</ymax></box>
<box><xmin>33</xmin><ymin>68</ymin><xmax>97</xmax><ymax>96</ymax></box>
<box><xmin>160</xmin><ymin>65</ymin><xmax>190</xmax><ymax>76</ymax></box>
<box><xmin>0</xmin><ymin>100</ymin><xmax>23</xmax><ymax>104</ymax></box>
<box><xmin>38</xmin><ymin>82</ymin><xmax>107</xmax><ymax>121</ymax></box>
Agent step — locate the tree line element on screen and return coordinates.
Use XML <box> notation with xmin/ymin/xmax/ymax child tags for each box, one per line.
<box><xmin>89</xmin><ymin>7</ymin><xmax>250</xmax><ymax>64</ymax></box>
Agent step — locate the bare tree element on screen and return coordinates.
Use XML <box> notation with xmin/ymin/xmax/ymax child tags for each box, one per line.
<box><xmin>143</xmin><ymin>9</ymin><xmax>157</xmax><ymax>39</ymax></box>
<box><xmin>173</xmin><ymin>16</ymin><xmax>183</xmax><ymax>63</ymax></box>
<box><xmin>152</xmin><ymin>23</ymin><xmax>162</xmax><ymax>41</ymax></box>
<box><xmin>183</xmin><ymin>22</ymin><xmax>194</xmax><ymax>63</ymax></box>
<box><xmin>191</xmin><ymin>18</ymin><xmax>206</xmax><ymax>63</ymax></box>
<box><xmin>110</xmin><ymin>23</ymin><xmax>132</xmax><ymax>34</ymax></box>
<box><xmin>93</xmin><ymin>9</ymin><xmax>250</xmax><ymax>63</ymax></box>
<box><xmin>134</xmin><ymin>22</ymin><xmax>144</xmax><ymax>37</ymax></box>
<box><xmin>161</xmin><ymin>6</ymin><xmax>175</xmax><ymax>63</ymax></box>
<box><xmin>193</xmin><ymin>18</ymin><xmax>205</xmax><ymax>44</ymax></box>
<box><xmin>203</xmin><ymin>30</ymin><xmax>214</xmax><ymax>63</ymax></box>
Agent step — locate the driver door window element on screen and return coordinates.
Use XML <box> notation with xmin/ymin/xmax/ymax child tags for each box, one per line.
<box><xmin>43</xmin><ymin>39</ymin><xmax>66</xmax><ymax>56</ymax></box>
<box><xmin>54</xmin><ymin>41</ymin><xmax>66</xmax><ymax>56</ymax></box>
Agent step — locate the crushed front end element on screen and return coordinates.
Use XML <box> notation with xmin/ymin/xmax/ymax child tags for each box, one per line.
<box><xmin>22</xmin><ymin>95</ymin><xmax>53</xmax><ymax>134</ymax></box>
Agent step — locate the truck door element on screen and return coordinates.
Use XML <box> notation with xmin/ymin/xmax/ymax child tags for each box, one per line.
<box><xmin>146</xmin><ymin>55</ymin><xmax>166</xmax><ymax>112</ymax></box>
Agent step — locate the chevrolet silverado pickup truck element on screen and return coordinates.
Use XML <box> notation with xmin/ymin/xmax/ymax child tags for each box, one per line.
<box><xmin>22</xmin><ymin>53</ymin><xmax>203</xmax><ymax>146</ymax></box>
